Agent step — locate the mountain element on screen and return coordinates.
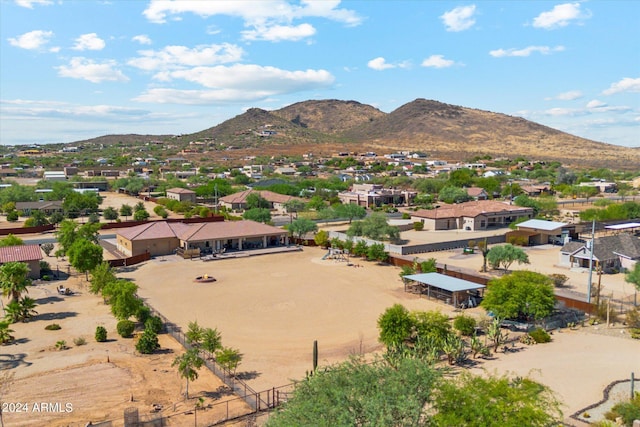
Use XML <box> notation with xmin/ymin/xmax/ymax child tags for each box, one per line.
<box><xmin>73</xmin><ymin>99</ymin><xmax>639</xmax><ymax>169</ymax></box>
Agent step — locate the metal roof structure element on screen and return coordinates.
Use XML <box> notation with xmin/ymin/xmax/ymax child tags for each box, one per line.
<box><xmin>605</xmin><ymin>222</ymin><xmax>640</xmax><ymax>230</ymax></box>
<box><xmin>403</xmin><ymin>272</ymin><xmax>485</xmax><ymax>292</ymax></box>
<box><xmin>516</xmin><ymin>219</ymin><xmax>568</xmax><ymax>231</ymax></box>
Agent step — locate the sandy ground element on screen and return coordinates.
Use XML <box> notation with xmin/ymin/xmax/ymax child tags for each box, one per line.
<box><xmin>117</xmin><ymin>246</ymin><xmax>639</xmax><ymax>424</ymax></box>
<box><xmin>1</xmin><ymin>254</ymin><xmax>251</xmax><ymax>427</ymax></box>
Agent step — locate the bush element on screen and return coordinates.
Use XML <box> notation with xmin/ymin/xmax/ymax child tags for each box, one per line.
<box><xmin>506</xmin><ymin>235</ymin><xmax>528</xmax><ymax>246</ymax></box>
<box><xmin>630</xmin><ymin>328</ymin><xmax>640</xmax><ymax>339</ymax></box>
<box><xmin>95</xmin><ymin>326</ymin><xmax>107</xmax><ymax>342</ymax></box>
<box><xmin>625</xmin><ymin>307</ymin><xmax>640</xmax><ymax>328</ymax></box>
<box><xmin>135</xmin><ymin>306</ymin><xmax>151</xmax><ymax>324</ymax></box>
<box><xmin>55</xmin><ymin>340</ymin><xmax>67</xmax><ymax>350</ymax></box>
<box><xmin>41</xmin><ymin>242</ymin><xmax>54</xmax><ymax>256</ymax></box>
<box><xmin>73</xmin><ymin>337</ymin><xmax>87</xmax><ymax>346</ymax></box>
<box><xmin>41</xmin><ymin>275</ymin><xmax>50</xmax><ymax>281</ymax></box>
<box><xmin>145</xmin><ymin>316</ymin><xmax>163</xmax><ymax>334</ymax></box>
<box><xmin>402</xmin><ymin>212</ymin><xmax>411</xmax><ymax>220</ymax></box>
<box><xmin>116</xmin><ymin>320</ymin><xmax>135</xmax><ymax>338</ymax></box>
<box><xmin>136</xmin><ymin>328</ymin><xmax>160</xmax><ymax>354</ymax></box>
<box><xmin>528</xmin><ymin>328</ymin><xmax>551</xmax><ymax>343</ymax></box>
<box><xmin>453</xmin><ymin>315</ymin><xmax>477</xmax><ymax>336</ymax></box>
<box><xmin>595</xmin><ymin>299</ymin><xmax>619</xmax><ymax>323</ymax></box>
<box><xmin>605</xmin><ymin>392</ymin><xmax>640</xmax><ymax>426</ymax></box>
<box><xmin>45</xmin><ymin>324</ymin><xmax>61</xmax><ymax>330</ymax></box>
<box><xmin>548</xmin><ymin>274</ymin><xmax>569</xmax><ymax>287</ymax></box>
<box><xmin>413</xmin><ymin>222</ymin><xmax>424</xmax><ymax>231</ymax></box>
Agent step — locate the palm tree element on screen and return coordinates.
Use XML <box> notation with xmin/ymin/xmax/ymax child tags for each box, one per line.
<box><xmin>0</xmin><ymin>262</ymin><xmax>31</xmax><ymax>304</ymax></box>
<box><xmin>0</xmin><ymin>320</ymin><xmax>14</xmax><ymax>344</ymax></box>
<box><xmin>18</xmin><ymin>297</ymin><xmax>38</xmax><ymax>322</ymax></box>
<box><xmin>172</xmin><ymin>348</ymin><xmax>204</xmax><ymax>399</ymax></box>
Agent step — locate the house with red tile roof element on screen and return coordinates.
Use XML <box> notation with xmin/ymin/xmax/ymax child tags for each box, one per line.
<box><xmin>116</xmin><ymin>220</ymin><xmax>289</xmax><ymax>257</ymax></box>
<box><xmin>410</xmin><ymin>200</ymin><xmax>533</xmax><ymax>231</ymax></box>
<box><xmin>219</xmin><ymin>190</ymin><xmax>303</xmax><ymax>213</ymax></box>
<box><xmin>0</xmin><ymin>244</ymin><xmax>43</xmax><ymax>279</ymax></box>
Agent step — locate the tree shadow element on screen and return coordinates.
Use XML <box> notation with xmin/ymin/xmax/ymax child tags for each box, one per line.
<box><xmin>0</xmin><ymin>353</ymin><xmax>32</xmax><ymax>370</ymax></box>
<box><xmin>200</xmin><ymin>385</ymin><xmax>235</xmax><ymax>400</ymax></box>
<box><xmin>234</xmin><ymin>370</ymin><xmax>261</xmax><ymax>381</ymax></box>
<box><xmin>12</xmin><ymin>337</ymin><xmax>30</xmax><ymax>345</ymax></box>
<box><xmin>154</xmin><ymin>348</ymin><xmax>175</xmax><ymax>355</ymax></box>
<box><xmin>35</xmin><ymin>296</ymin><xmax>64</xmax><ymax>305</ymax></box>
<box><xmin>33</xmin><ymin>311</ymin><xmax>78</xmax><ymax>321</ymax></box>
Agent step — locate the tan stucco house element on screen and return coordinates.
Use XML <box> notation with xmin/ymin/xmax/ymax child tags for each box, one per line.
<box><xmin>0</xmin><ymin>244</ymin><xmax>43</xmax><ymax>279</ymax></box>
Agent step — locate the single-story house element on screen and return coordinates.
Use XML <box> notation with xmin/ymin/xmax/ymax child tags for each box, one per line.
<box><xmin>520</xmin><ymin>185</ymin><xmax>554</xmax><ymax>197</ymax></box>
<box><xmin>559</xmin><ymin>233</ymin><xmax>640</xmax><ymax>273</ymax></box>
<box><xmin>116</xmin><ymin>220</ymin><xmax>290</xmax><ymax>257</ymax></box>
<box><xmin>512</xmin><ymin>219</ymin><xmax>577</xmax><ymax>246</ymax></box>
<box><xmin>465</xmin><ymin>187</ymin><xmax>489</xmax><ymax>200</ymax></box>
<box><xmin>411</xmin><ymin>200</ymin><xmax>534</xmax><ymax>231</ymax></box>
<box><xmin>0</xmin><ymin>244</ymin><xmax>43</xmax><ymax>279</ymax></box>
<box><xmin>338</xmin><ymin>183</ymin><xmax>417</xmax><ymax>208</ymax></box>
<box><xmin>15</xmin><ymin>200</ymin><xmax>64</xmax><ymax>216</ymax></box>
<box><xmin>219</xmin><ymin>190</ymin><xmax>303</xmax><ymax>213</ymax></box>
<box><xmin>166</xmin><ymin>187</ymin><xmax>197</xmax><ymax>203</ymax></box>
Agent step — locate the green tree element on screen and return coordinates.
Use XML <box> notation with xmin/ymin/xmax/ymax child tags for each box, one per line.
<box><xmin>314</xmin><ymin>230</ymin><xmax>329</xmax><ymax>248</ymax></box>
<box><xmin>133</xmin><ymin>209</ymin><xmax>150</xmax><ymax>221</ymax></box>
<box><xmin>215</xmin><ymin>346</ymin><xmax>243</xmax><ymax>376</ymax></box>
<box><xmin>4</xmin><ymin>297</ymin><xmax>38</xmax><ymax>323</ymax></box>
<box><xmin>246</xmin><ymin>193</ymin><xmax>270</xmax><ymax>209</ymax></box>
<box><xmin>55</xmin><ymin>220</ymin><xmax>101</xmax><ymax>256</ymax></box>
<box><xmin>172</xmin><ymin>348</ymin><xmax>204</xmax><ymax>399</ymax></box>
<box><xmin>347</xmin><ymin>212</ymin><xmax>399</xmax><ymax>242</ymax></box>
<box><xmin>487</xmin><ymin>244</ymin><xmax>529</xmax><ymax>271</ymax></box>
<box><xmin>439</xmin><ymin>186</ymin><xmax>472</xmax><ymax>204</ymax></box>
<box><xmin>0</xmin><ymin>262</ymin><xmax>31</xmax><ymax>304</ymax></box>
<box><xmin>185</xmin><ymin>321</ymin><xmax>204</xmax><ymax>347</ymax></box>
<box><xmin>431</xmin><ymin>372</ymin><xmax>563</xmax><ymax>427</ymax></box>
<box><xmin>242</xmin><ymin>208</ymin><xmax>271</xmax><ymax>223</ymax></box>
<box><xmin>333</xmin><ymin>203</ymin><xmax>366</xmax><ymax>224</ymax></box>
<box><xmin>282</xmin><ymin>199</ymin><xmax>307</xmax><ymax>221</ymax></box>
<box><xmin>625</xmin><ymin>261</ymin><xmax>640</xmax><ymax>292</ymax></box>
<box><xmin>89</xmin><ymin>261</ymin><xmax>117</xmax><ymax>295</ymax></box>
<box><xmin>367</xmin><ymin>243</ymin><xmax>388</xmax><ymax>263</ymax></box>
<box><xmin>103</xmin><ymin>206</ymin><xmax>119</xmax><ymax>221</ymax></box>
<box><xmin>481</xmin><ymin>271</ymin><xmax>556</xmax><ymax>321</ymax></box>
<box><xmin>0</xmin><ymin>234</ymin><xmax>23</xmax><ymax>247</ymax></box>
<box><xmin>136</xmin><ymin>328</ymin><xmax>160</xmax><ymax>354</ymax></box>
<box><xmin>67</xmin><ymin>239</ymin><xmax>104</xmax><ymax>279</ymax></box>
<box><xmin>266</xmin><ymin>356</ymin><xmax>439</xmax><ymax>427</ymax></box>
<box><xmin>377</xmin><ymin>304</ymin><xmax>413</xmax><ymax>350</ymax></box>
<box><xmin>201</xmin><ymin>327</ymin><xmax>222</xmax><ymax>355</ymax></box>
<box><xmin>102</xmin><ymin>280</ymin><xmax>143</xmax><ymax>320</ymax></box>
<box><xmin>119</xmin><ymin>204</ymin><xmax>133</xmax><ymax>220</ymax></box>
<box><xmin>288</xmin><ymin>218</ymin><xmax>318</xmax><ymax>240</ymax></box>
<box><xmin>24</xmin><ymin>210</ymin><xmax>49</xmax><ymax>227</ymax></box>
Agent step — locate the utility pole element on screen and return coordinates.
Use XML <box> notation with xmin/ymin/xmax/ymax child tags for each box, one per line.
<box><xmin>587</xmin><ymin>219</ymin><xmax>595</xmax><ymax>304</ymax></box>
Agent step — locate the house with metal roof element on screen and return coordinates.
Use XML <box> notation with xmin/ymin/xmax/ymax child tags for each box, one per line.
<box><xmin>559</xmin><ymin>233</ymin><xmax>640</xmax><ymax>273</ymax></box>
<box><xmin>0</xmin><ymin>244</ymin><xmax>43</xmax><ymax>279</ymax></box>
<box><xmin>403</xmin><ymin>272</ymin><xmax>485</xmax><ymax>308</ymax></box>
<box><xmin>513</xmin><ymin>219</ymin><xmax>577</xmax><ymax>246</ymax></box>
<box><xmin>166</xmin><ymin>187</ymin><xmax>197</xmax><ymax>203</ymax></box>
<box><xmin>115</xmin><ymin>220</ymin><xmax>289</xmax><ymax>257</ymax></box>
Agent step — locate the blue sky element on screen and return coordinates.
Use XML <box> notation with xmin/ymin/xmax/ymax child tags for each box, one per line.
<box><xmin>1</xmin><ymin>0</ymin><xmax>639</xmax><ymax>148</ymax></box>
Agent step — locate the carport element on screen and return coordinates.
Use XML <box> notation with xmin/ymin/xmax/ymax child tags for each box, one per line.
<box><xmin>403</xmin><ymin>272</ymin><xmax>485</xmax><ymax>309</ymax></box>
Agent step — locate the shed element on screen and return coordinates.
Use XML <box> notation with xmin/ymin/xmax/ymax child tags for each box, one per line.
<box><xmin>403</xmin><ymin>272</ymin><xmax>485</xmax><ymax>308</ymax></box>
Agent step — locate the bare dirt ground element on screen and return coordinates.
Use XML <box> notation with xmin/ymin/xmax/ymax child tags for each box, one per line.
<box><xmin>1</xmin><ymin>253</ymin><xmax>250</xmax><ymax>427</ymax></box>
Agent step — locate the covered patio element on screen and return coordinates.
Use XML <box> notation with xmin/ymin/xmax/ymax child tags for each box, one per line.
<box><xmin>402</xmin><ymin>272</ymin><xmax>485</xmax><ymax>309</ymax></box>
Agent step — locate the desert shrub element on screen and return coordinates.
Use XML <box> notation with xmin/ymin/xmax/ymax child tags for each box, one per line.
<box><xmin>595</xmin><ymin>299</ymin><xmax>619</xmax><ymax>323</ymax></box>
<box><xmin>506</xmin><ymin>235</ymin><xmax>528</xmax><ymax>246</ymax></box>
<box><xmin>135</xmin><ymin>305</ymin><xmax>151</xmax><ymax>324</ymax></box>
<box><xmin>630</xmin><ymin>328</ymin><xmax>640</xmax><ymax>339</ymax></box>
<box><xmin>55</xmin><ymin>340</ymin><xmax>67</xmax><ymax>350</ymax></box>
<box><xmin>145</xmin><ymin>316</ymin><xmax>163</xmax><ymax>334</ymax></box>
<box><xmin>548</xmin><ymin>273</ymin><xmax>569</xmax><ymax>287</ymax></box>
<box><xmin>73</xmin><ymin>337</ymin><xmax>87</xmax><ymax>346</ymax></box>
<box><xmin>413</xmin><ymin>221</ymin><xmax>424</xmax><ymax>231</ymax></box>
<box><xmin>6</xmin><ymin>211</ymin><xmax>19</xmax><ymax>222</ymax></box>
<box><xmin>41</xmin><ymin>242</ymin><xmax>54</xmax><ymax>256</ymax></box>
<box><xmin>605</xmin><ymin>392</ymin><xmax>640</xmax><ymax>426</ymax></box>
<box><xmin>625</xmin><ymin>307</ymin><xmax>640</xmax><ymax>328</ymax></box>
<box><xmin>402</xmin><ymin>212</ymin><xmax>411</xmax><ymax>220</ymax></box>
<box><xmin>116</xmin><ymin>320</ymin><xmax>135</xmax><ymax>338</ymax></box>
<box><xmin>528</xmin><ymin>328</ymin><xmax>551</xmax><ymax>343</ymax></box>
<box><xmin>453</xmin><ymin>315</ymin><xmax>477</xmax><ymax>336</ymax></box>
<box><xmin>45</xmin><ymin>323</ymin><xmax>61</xmax><ymax>330</ymax></box>
<box><xmin>95</xmin><ymin>326</ymin><xmax>107</xmax><ymax>342</ymax></box>
<box><xmin>519</xmin><ymin>334</ymin><xmax>536</xmax><ymax>345</ymax></box>
<box><xmin>41</xmin><ymin>275</ymin><xmax>51</xmax><ymax>281</ymax></box>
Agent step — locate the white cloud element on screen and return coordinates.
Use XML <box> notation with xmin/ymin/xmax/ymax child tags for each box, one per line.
<box><xmin>142</xmin><ymin>0</ymin><xmax>360</xmax><ymax>43</ymax></box>
<box><xmin>440</xmin><ymin>5</ymin><xmax>476</xmax><ymax>32</ymax></box>
<box><xmin>8</xmin><ymin>30</ymin><xmax>54</xmax><ymax>50</ymax></box>
<box><xmin>586</xmin><ymin>99</ymin><xmax>607</xmax><ymax>109</ymax></box>
<box><xmin>602</xmin><ymin>77</ymin><xmax>640</xmax><ymax>95</ymax></box>
<box><xmin>547</xmin><ymin>90</ymin><xmax>583</xmax><ymax>101</ymax></box>
<box><xmin>489</xmin><ymin>45</ymin><xmax>565</xmax><ymax>57</ymax></box>
<box><xmin>128</xmin><ymin>43</ymin><xmax>244</xmax><ymax>71</ymax></box>
<box><xmin>366</xmin><ymin>57</ymin><xmax>409</xmax><ymax>71</ymax></box>
<box><xmin>421</xmin><ymin>55</ymin><xmax>455</xmax><ymax>69</ymax></box>
<box><xmin>132</xmin><ymin>35</ymin><xmax>152</xmax><ymax>45</ymax></box>
<box><xmin>72</xmin><ymin>33</ymin><xmax>106</xmax><ymax>51</ymax></box>
<box><xmin>15</xmin><ymin>0</ymin><xmax>52</xmax><ymax>8</ymax></box>
<box><xmin>135</xmin><ymin>64</ymin><xmax>334</xmax><ymax>104</ymax></box>
<box><xmin>56</xmin><ymin>57</ymin><xmax>129</xmax><ymax>83</ymax></box>
<box><xmin>242</xmin><ymin>23</ymin><xmax>316</xmax><ymax>42</ymax></box>
<box><xmin>532</xmin><ymin>2</ymin><xmax>591</xmax><ymax>30</ymax></box>
<box><xmin>543</xmin><ymin>107</ymin><xmax>585</xmax><ymax>117</ymax></box>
